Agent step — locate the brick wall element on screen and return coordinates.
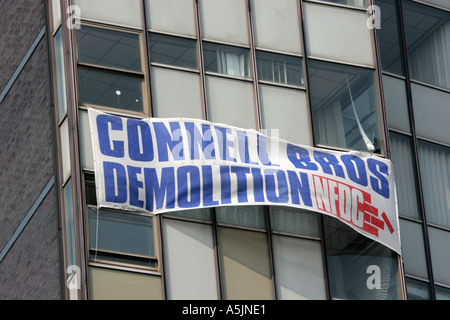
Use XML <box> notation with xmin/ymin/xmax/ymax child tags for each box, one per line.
<box><xmin>0</xmin><ymin>0</ymin><xmax>62</xmax><ymax>299</ymax></box>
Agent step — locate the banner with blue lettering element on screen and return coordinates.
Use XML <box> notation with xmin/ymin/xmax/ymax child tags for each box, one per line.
<box><xmin>88</xmin><ymin>108</ymin><xmax>401</xmax><ymax>254</ymax></box>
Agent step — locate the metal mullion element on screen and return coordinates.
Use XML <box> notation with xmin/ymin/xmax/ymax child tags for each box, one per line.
<box><xmin>62</xmin><ymin>0</ymin><xmax>88</xmax><ymax>300</ymax></box>
<box><xmin>264</xmin><ymin>206</ymin><xmax>278</xmax><ymax>300</ymax></box>
<box><xmin>298</xmin><ymin>0</ymin><xmax>331</xmax><ymax>299</ymax></box>
<box><xmin>193</xmin><ymin>0</ymin><xmax>222</xmax><ymax>299</ymax></box>
<box><xmin>43</xmin><ymin>0</ymin><xmax>67</xmax><ymax>299</ymax></box>
<box><xmin>246</xmin><ymin>0</ymin><xmax>262</xmax><ymax>131</ymax></box>
<box><xmin>396</xmin><ymin>0</ymin><xmax>436</xmax><ymax>300</ymax></box>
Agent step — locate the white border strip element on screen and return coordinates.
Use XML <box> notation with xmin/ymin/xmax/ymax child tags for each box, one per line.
<box><xmin>0</xmin><ymin>176</ymin><xmax>55</xmax><ymax>263</ymax></box>
<box><xmin>0</xmin><ymin>26</ymin><xmax>46</xmax><ymax>104</ymax></box>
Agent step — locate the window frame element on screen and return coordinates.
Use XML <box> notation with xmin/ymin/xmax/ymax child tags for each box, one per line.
<box><xmin>82</xmin><ymin>172</ymin><xmax>161</xmax><ymax>273</ymax></box>
<box><xmin>74</xmin><ymin>21</ymin><xmax>151</xmax><ymax>117</ymax></box>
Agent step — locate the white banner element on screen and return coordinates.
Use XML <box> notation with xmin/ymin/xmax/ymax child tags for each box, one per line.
<box><xmin>88</xmin><ymin>108</ymin><xmax>401</xmax><ymax>254</ymax></box>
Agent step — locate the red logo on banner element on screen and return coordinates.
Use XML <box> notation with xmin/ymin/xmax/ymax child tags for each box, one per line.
<box><xmin>312</xmin><ymin>175</ymin><xmax>394</xmax><ymax>237</ymax></box>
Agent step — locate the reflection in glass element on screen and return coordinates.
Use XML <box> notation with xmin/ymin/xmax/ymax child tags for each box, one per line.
<box><xmin>402</xmin><ymin>1</ymin><xmax>450</xmax><ymax>89</ymax></box>
<box><xmin>78</xmin><ymin>66</ymin><xmax>143</xmax><ymax>112</ymax></box>
<box><xmin>376</xmin><ymin>0</ymin><xmax>404</xmax><ymax>75</ymax></box>
<box><xmin>149</xmin><ymin>32</ymin><xmax>198</xmax><ymax>69</ymax></box>
<box><xmin>215</xmin><ymin>206</ymin><xmax>266</xmax><ymax>230</ymax></box>
<box><xmin>203</xmin><ymin>42</ymin><xmax>251</xmax><ymax>78</ymax></box>
<box><xmin>320</xmin><ymin>0</ymin><xmax>367</xmax><ymax>8</ymax></box>
<box><xmin>76</xmin><ymin>25</ymin><xmax>141</xmax><ymax>72</ymax></box>
<box><xmin>54</xmin><ymin>28</ymin><xmax>67</xmax><ymax>121</ymax></box>
<box><xmin>418</xmin><ymin>140</ymin><xmax>450</xmax><ymax>229</ymax></box>
<box><xmin>308</xmin><ymin>59</ymin><xmax>382</xmax><ymax>152</ymax></box>
<box><xmin>256</xmin><ymin>51</ymin><xmax>303</xmax><ymax>86</ymax></box>
<box><xmin>406</xmin><ymin>278</ymin><xmax>430</xmax><ymax>300</ymax></box>
<box><xmin>389</xmin><ymin>132</ymin><xmax>421</xmax><ymax>219</ymax></box>
<box><xmin>88</xmin><ymin>207</ymin><xmax>155</xmax><ymax>267</ymax></box>
<box><xmin>323</xmin><ymin>216</ymin><xmax>402</xmax><ymax>300</ymax></box>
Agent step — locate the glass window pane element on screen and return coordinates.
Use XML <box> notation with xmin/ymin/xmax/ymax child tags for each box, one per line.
<box><xmin>376</xmin><ymin>0</ymin><xmax>404</xmax><ymax>75</ymax></box>
<box><xmin>203</xmin><ymin>42</ymin><xmax>251</xmax><ymax>78</ymax></box>
<box><xmin>402</xmin><ymin>1</ymin><xmax>450</xmax><ymax>90</ymax></box>
<box><xmin>428</xmin><ymin>226</ymin><xmax>450</xmax><ymax>286</ymax></box>
<box><xmin>324</xmin><ymin>216</ymin><xmax>402</xmax><ymax>300</ymax></box>
<box><xmin>216</xmin><ymin>206</ymin><xmax>266</xmax><ymax>230</ymax></box>
<box><xmin>411</xmin><ymin>83</ymin><xmax>450</xmax><ymax>146</ymax></box>
<box><xmin>218</xmin><ymin>227</ymin><xmax>273</xmax><ymax>299</ymax></box>
<box><xmin>60</xmin><ymin>118</ymin><xmax>71</xmax><ymax>182</ymax></box>
<box><xmin>149</xmin><ymin>33</ymin><xmax>198</xmax><ymax>69</ymax></box>
<box><xmin>399</xmin><ymin>219</ymin><xmax>428</xmax><ymax>279</ymax></box>
<box><xmin>88</xmin><ymin>208</ymin><xmax>155</xmax><ymax>259</ymax></box>
<box><xmin>162</xmin><ymin>219</ymin><xmax>218</xmax><ymax>299</ymax></box>
<box><xmin>206</xmin><ymin>75</ymin><xmax>257</xmax><ymax>130</ymax></box>
<box><xmin>146</xmin><ymin>0</ymin><xmax>197</xmax><ymax>37</ymax></box>
<box><xmin>164</xmin><ymin>208</ymin><xmax>212</xmax><ymax>222</ymax></box>
<box><xmin>382</xmin><ymin>75</ymin><xmax>410</xmax><ymax>133</ymax></box>
<box><xmin>406</xmin><ymin>278</ymin><xmax>431</xmax><ymax>300</ymax></box>
<box><xmin>85</xmin><ymin>173</ymin><xmax>97</xmax><ymax>206</ymax></box>
<box><xmin>304</xmin><ymin>2</ymin><xmax>374</xmax><ymax>66</ymax></box>
<box><xmin>436</xmin><ymin>285</ymin><xmax>450</xmax><ymax>300</ymax></box>
<box><xmin>151</xmin><ymin>67</ymin><xmax>203</xmax><ymax>119</ymax></box>
<box><xmin>256</xmin><ymin>51</ymin><xmax>303</xmax><ymax>86</ymax></box>
<box><xmin>259</xmin><ymin>84</ymin><xmax>311</xmax><ymax>146</ymax></box>
<box><xmin>63</xmin><ymin>179</ymin><xmax>76</xmax><ymax>267</ymax></box>
<box><xmin>320</xmin><ymin>0</ymin><xmax>368</xmax><ymax>8</ymax></box>
<box><xmin>73</xmin><ymin>0</ymin><xmax>143</xmax><ymax>28</ymax></box>
<box><xmin>418</xmin><ymin>140</ymin><xmax>450</xmax><ymax>229</ymax></box>
<box><xmin>78</xmin><ymin>66</ymin><xmax>144</xmax><ymax>112</ymax></box>
<box><xmin>54</xmin><ymin>28</ymin><xmax>67</xmax><ymax>121</ymax></box>
<box><xmin>308</xmin><ymin>59</ymin><xmax>382</xmax><ymax>152</ymax></box>
<box><xmin>199</xmin><ymin>0</ymin><xmax>249</xmax><ymax>45</ymax></box>
<box><xmin>389</xmin><ymin>132</ymin><xmax>421</xmax><ymax>219</ymax></box>
<box><xmin>251</xmin><ymin>0</ymin><xmax>302</xmax><ymax>54</ymax></box>
<box><xmin>272</xmin><ymin>235</ymin><xmax>326</xmax><ymax>299</ymax></box>
<box><xmin>79</xmin><ymin>110</ymin><xmax>93</xmax><ymax>169</ymax></box>
<box><xmin>269</xmin><ymin>206</ymin><xmax>320</xmax><ymax>238</ymax></box>
<box><xmin>76</xmin><ymin>26</ymin><xmax>141</xmax><ymax>72</ymax></box>
<box><xmin>88</xmin><ymin>267</ymin><xmax>163</xmax><ymax>300</ymax></box>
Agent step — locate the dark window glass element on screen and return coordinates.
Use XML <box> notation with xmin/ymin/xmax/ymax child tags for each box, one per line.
<box><xmin>405</xmin><ymin>278</ymin><xmax>431</xmax><ymax>300</ymax></box>
<box><xmin>76</xmin><ymin>26</ymin><xmax>141</xmax><ymax>72</ymax></box>
<box><xmin>78</xmin><ymin>66</ymin><xmax>143</xmax><ymax>112</ymax></box>
<box><xmin>308</xmin><ymin>59</ymin><xmax>382</xmax><ymax>153</ymax></box>
<box><xmin>203</xmin><ymin>42</ymin><xmax>251</xmax><ymax>78</ymax></box>
<box><xmin>88</xmin><ymin>207</ymin><xmax>156</xmax><ymax>268</ymax></box>
<box><xmin>256</xmin><ymin>51</ymin><xmax>303</xmax><ymax>86</ymax></box>
<box><xmin>402</xmin><ymin>1</ymin><xmax>450</xmax><ymax>89</ymax></box>
<box><xmin>376</xmin><ymin>0</ymin><xmax>404</xmax><ymax>75</ymax></box>
<box><xmin>149</xmin><ymin>32</ymin><xmax>198</xmax><ymax>69</ymax></box>
<box><xmin>323</xmin><ymin>216</ymin><xmax>402</xmax><ymax>300</ymax></box>
<box><xmin>319</xmin><ymin>0</ymin><xmax>367</xmax><ymax>8</ymax></box>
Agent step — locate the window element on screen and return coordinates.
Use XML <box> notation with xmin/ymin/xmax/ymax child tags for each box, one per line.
<box><xmin>308</xmin><ymin>59</ymin><xmax>382</xmax><ymax>153</ymax></box>
<box><xmin>389</xmin><ymin>132</ymin><xmax>421</xmax><ymax>220</ymax></box>
<box><xmin>149</xmin><ymin>32</ymin><xmax>198</xmax><ymax>70</ymax></box>
<box><xmin>376</xmin><ymin>0</ymin><xmax>404</xmax><ymax>75</ymax></box>
<box><xmin>203</xmin><ymin>42</ymin><xmax>251</xmax><ymax>78</ymax></box>
<box><xmin>162</xmin><ymin>209</ymin><xmax>218</xmax><ymax>299</ymax></box>
<box><xmin>270</xmin><ymin>207</ymin><xmax>326</xmax><ymax>299</ymax></box>
<box><xmin>417</xmin><ymin>140</ymin><xmax>450</xmax><ymax>229</ymax></box>
<box><xmin>303</xmin><ymin>2</ymin><xmax>374</xmax><ymax>67</ymax></box>
<box><xmin>85</xmin><ymin>174</ymin><xmax>157</xmax><ymax>270</ymax></box>
<box><xmin>76</xmin><ymin>25</ymin><xmax>145</xmax><ymax>112</ymax></box>
<box><xmin>402</xmin><ymin>1</ymin><xmax>450</xmax><ymax>90</ymax></box>
<box><xmin>216</xmin><ymin>206</ymin><xmax>273</xmax><ymax>299</ymax></box>
<box><xmin>319</xmin><ymin>0</ymin><xmax>368</xmax><ymax>8</ymax></box>
<box><xmin>323</xmin><ymin>216</ymin><xmax>402</xmax><ymax>300</ymax></box>
<box><xmin>256</xmin><ymin>51</ymin><xmax>303</xmax><ymax>87</ymax></box>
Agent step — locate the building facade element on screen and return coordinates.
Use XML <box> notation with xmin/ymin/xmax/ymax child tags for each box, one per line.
<box><xmin>0</xmin><ymin>0</ymin><xmax>449</xmax><ymax>300</ymax></box>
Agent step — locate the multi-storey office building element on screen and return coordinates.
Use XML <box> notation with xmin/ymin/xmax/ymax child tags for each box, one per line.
<box><xmin>0</xmin><ymin>0</ymin><xmax>448</xmax><ymax>300</ymax></box>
